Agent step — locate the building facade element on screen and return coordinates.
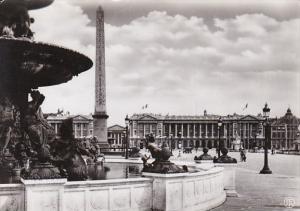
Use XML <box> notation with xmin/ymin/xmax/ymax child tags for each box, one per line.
<box><xmin>271</xmin><ymin>108</ymin><xmax>300</xmax><ymax>150</ymax></box>
<box><xmin>107</xmin><ymin>125</ymin><xmax>126</xmax><ymax>147</ymax></box>
<box><xmin>46</xmin><ymin>114</ymin><xmax>93</xmax><ymax>139</ymax></box>
<box><xmin>127</xmin><ymin>112</ymin><xmax>266</xmax><ymax>150</ymax></box>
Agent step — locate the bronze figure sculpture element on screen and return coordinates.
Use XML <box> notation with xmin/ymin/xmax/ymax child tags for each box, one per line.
<box><xmin>142</xmin><ymin>134</ymin><xmax>187</xmax><ymax>174</ymax></box>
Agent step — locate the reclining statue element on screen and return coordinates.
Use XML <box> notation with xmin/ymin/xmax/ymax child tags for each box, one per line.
<box><xmin>50</xmin><ymin>118</ymin><xmax>94</xmax><ymax>181</ymax></box>
<box><xmin>142</xmin><ymin>134</ymin><xmax>187</xmax><ymax>174</ymax></box>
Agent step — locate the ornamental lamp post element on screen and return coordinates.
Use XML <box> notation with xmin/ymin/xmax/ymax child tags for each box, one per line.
<box><xmin>217</xmin><ymin>117</ymin><xmax>223</xmax><ymax>158</ymax></box>
<box><xmin>260</xmin><ymin>103</ymin><xmax>272</xmax><ymax>174</ymax></box>
<box><xmin>125</xmin><ymin>115</ymin><xmax>130</xmax><ymax>159</ymax></box>
<box><xmin>170</xmin><ymin>133</ymin><xmax>173</xmax><ymax>154</ymax></box>
<box><xmin>178</xmin><ymin>131</ymin><xmax>182</xmax><ymax>157</ymax></box>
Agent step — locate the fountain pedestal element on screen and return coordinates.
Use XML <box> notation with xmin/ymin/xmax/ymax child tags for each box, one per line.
<box><xmin>21</xmin><ymin>178</ymin><xmax>67</xmax><ymax>211</ymax></box>
<box><xmin>214</xmin><ymin>163</ymin><xmax>238</xmax><ymax>197</ymax></box>
<box><xmin>143</xmin><ymin>167</ymin><xmax>226</xmax><ymax>211</ymax></box>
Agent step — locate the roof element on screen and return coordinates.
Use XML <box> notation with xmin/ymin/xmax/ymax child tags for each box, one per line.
<box><xmin>46</xmin><ymin>114</ymin><xmax>93</xmax><ymax>122</ymax></box>
<box><xmin>272</xmin><ymin>108</ymin><xmax>300</xmax><ymax>126</ymax></box>
<box><xmin>129</xmin><ymin>113</ymin><xmax>264</xmax><ymax>122</ymax></box>
<box><xmin>108</xmin><ymin>124</ymin><xmax>125</xmax><ymax>131</ymax></box>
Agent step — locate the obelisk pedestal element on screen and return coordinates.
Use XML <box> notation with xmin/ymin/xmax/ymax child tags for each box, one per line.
<box><xmin>93</xmin><ymin>6</ymin><xmax>109</xmax><ymax>148</ymax></box>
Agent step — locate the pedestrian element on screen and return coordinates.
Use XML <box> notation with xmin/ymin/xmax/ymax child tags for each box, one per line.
<box><xmin>271</xmin><ymin>146</ymin><xmax>275</xmax><ymax>155</ymax></box>
<box><xmin>240</xmin><ymin>149</ymin><xmax>246</xmax><ymax>162</ymax></box>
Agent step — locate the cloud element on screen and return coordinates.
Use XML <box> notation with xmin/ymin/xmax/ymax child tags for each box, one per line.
<box><xmin>29</xmin><ymin>1</ymin><xmax>96</xmax><ymax>115</ymax></box>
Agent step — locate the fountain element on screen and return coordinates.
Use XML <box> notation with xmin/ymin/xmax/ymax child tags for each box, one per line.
<box><xmin>0</xmin><ymin>0</ymin><xmax>92</xmax><ymax>181</ymax></box>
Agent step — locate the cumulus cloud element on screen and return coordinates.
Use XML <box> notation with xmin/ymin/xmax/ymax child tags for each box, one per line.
<box><xmin>30</xmin><ymin>2</ymin><xmax>300</xmax><ymax>124</ymax></box>
<box><xmin>30</xmin><ymin>1</ymin><xmax>96</xmax><ymax>115</ymax></box>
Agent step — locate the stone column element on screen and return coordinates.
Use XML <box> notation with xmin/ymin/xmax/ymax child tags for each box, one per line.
<box><xmin>205</xmin><ymin>124</ymin><xmax>208</xmax><ymax>138</ymax></box>
<box><xmin>80</xmin><ymin>123</ymin><xmax>83</xmax><ymax>138</ymax></box>
<box><xmin>187</xmin><ymin>124</ymin><xmax>190</xmax><ymax>138</ymax></box>
<box><xmin>212</xmin><ymin>124</ymin><xmax>214</xmax><ymax>138</ymax></box>
<box><xmin>175</xmin><ymin>124</ymin><xmax>178</xmax><ymax>137</ymax></box>
<box><xmin>199</xmin><ymin>123</ymin><xmax>202</xmax><ymax>138</ymax></box>
<box><xmin>181</xmin><ymin>124</ymin><xmax>183</xmax><ymax>136</ymax></box>
<box><xmin>193</xmin><ymin>124</ymin><xmax>196</xmax><ymax>137</ymax></box>
<box><xmin>93</xmin><ymin>7</ymin><xmax>109</xmax><ymax>147</ymax></box>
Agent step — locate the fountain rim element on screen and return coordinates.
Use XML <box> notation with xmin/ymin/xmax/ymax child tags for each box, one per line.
<box><xmin>0</xmin><ymin>37</ymin><xmax>93</xmax><ymax>88</ymax></box>
<box><xmin>0</xmin><ymin>0</ymin><xmax>54</xmax><ymax>10</ymax></box>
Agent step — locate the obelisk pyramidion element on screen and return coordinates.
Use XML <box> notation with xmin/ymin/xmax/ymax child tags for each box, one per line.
<box><xmin>93</xmin><ymin>6</ymin><xmax>109</xmax><ymax>147</ymax></box>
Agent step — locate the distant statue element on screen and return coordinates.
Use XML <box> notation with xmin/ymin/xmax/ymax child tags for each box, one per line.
<box><xmin>142</xmin><ymin>134</ymin><xmax>186</xmax><ymax>173</ymax></box>
<box><xmin>129</xmin><ymin>146</ymin><xmax>141</xmax><ymax>158</ymax></box>
<box><xmin>24</xmin><ymin>90</ymin><xmax>55</xmax><ymax>152</ymax></box>
<box><xmin>213</xmin><ymin>148</ymin><xmax>237</xmax><ymax>163</ymax></box>
<box><xmin>194</xmin><ymin>147</ymin><xmax>213</xmax><ymax>161</ymax></box>
<box><xmin>146</xmin><ymin>134</ymin><xmax>172</xmax><ymax>162</ymax></box>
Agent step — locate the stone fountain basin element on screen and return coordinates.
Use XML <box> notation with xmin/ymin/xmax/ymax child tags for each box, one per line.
<box><xmin>0</xmin><ymin>0</ymin><xmax>54</xmax><ymax>10</ymax></box>
<box><xmin>0</xmin><ymin>164</ymin><xmax>225</xmax><ymax>211</ymax></box>
<box><xmin>0</xmin><ymin>38</ymin><xmax>93</xmax><ymax>88</ymax></box>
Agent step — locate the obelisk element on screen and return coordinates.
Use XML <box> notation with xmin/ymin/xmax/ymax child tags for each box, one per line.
<box><xmin>93</xmin><ymin>6</ymin><xmax>109</xmax><ymax>147</ymax></box>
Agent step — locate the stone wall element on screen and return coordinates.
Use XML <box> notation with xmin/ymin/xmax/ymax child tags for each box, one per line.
<box><xmin>143</xmin><ymin>167</ymin><xmax>226</xmax><ymax>211</ymax></box>
<box><xmin>0</xmin><ymin>184</ymin><xmax>24</xmax><ymax>211</ymax></box>
<box><xmin>64</xmin><ymin>178</ymin><xmax>152</xmax><ymax>211</ymax></box>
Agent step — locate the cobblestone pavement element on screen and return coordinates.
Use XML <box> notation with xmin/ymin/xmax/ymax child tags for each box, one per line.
<box><xmin>160</xmin><ymin>149</ymin><xmax>300</xmax><ymax>211</ymax></box>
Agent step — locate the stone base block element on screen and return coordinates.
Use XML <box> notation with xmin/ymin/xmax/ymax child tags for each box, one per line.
<box><xmin>195</xmin><ymin>160</ymin><xmax>214</xmax><ymax>170</ymax></box>
<box><xmin>143</xmin><ymin>167</ymin><xmax>225</xmax><ymax>211</ymax></box>
<box><xmin>21</xmin><ymin>178</ymin><xmax>67</xmax><ymax>211</ymax></box>
<box><xmin>214</xmin><ymin>163</ymin><xmax>238</xmax><ymax>197</ymax></box>
<box><xmin>226</xmin><ymin>189</ymin><xmax>238</xmax><ymax>197</ymax></box>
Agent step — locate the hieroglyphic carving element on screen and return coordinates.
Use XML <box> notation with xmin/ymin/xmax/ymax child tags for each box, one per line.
<box><xmin>95</xmin><ymin>7</ymin><xmax>106</xmax><ymax>112</ymax></box>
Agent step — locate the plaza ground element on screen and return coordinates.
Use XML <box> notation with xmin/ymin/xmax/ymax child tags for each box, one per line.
<box><xmin>169</xmin><ymin>150</ymin><xmax>300</xmax><ymax>210</ymax></box>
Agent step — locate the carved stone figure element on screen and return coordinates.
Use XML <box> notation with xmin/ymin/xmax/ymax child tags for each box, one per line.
<box><xmin>194</xmin><ymin>147</ymin><xmax>213</xmax><ymax>161</ymax></box>
<box><xmin>24</xmin><ymin>90</ymin><xmax>55</xmax><ymax>152</ymax></box>
<box><xmin>0</xmin><ymin>6</ymin><xmax>34</xmax><ymax>39</ymax></box>
<box><xmin>213</xmin><ymin>148</ymin><xmax>237</xmax><ymax>163</ymax></box>
<box><xmin>51</xmin><ymin>118</ymin><xmax>93</xmax><ymax>181</ymax></box>
<box><xmin>0</xmin><ymin>96</ymin><xmax>20</xmax><ymax>155</ymax></box>
<box><xmin>142</xmin><ymin>134</ymin><xmax>186</xmax><ymax>173</ymax></box>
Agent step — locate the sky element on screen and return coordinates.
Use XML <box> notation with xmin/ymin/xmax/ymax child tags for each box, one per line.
<box><xmin>30</xmin><ymin>0</ymin><xmax>300</xmax><ymax>126</ymax></box>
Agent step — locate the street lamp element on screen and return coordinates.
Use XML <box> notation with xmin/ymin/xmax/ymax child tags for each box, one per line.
<box><xmin>217</xmin><ymin>117</ymin><xmax>223</xmax><ymax>157</ymax></box>
<box><xmin>178</xmin><ymin>131</ymin><xmax>182</xmax><ymax>157</ymax></box>
<box><xmin>125</xmin><ymin>115</ymin><xmax>130</xmax><ymax>159</ymax></box>
<box><xmin>169</xmin><ymin>133</ymin><xmax>173</xmax><ymax>154</ymax></box>
<box><xmin>260</xmin><ymin>103</ymin><xmax>272</xmax><ymax>174</ymax></box>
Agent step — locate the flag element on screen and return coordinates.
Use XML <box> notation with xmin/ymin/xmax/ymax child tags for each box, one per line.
<box><xmin>242</xmin><ymin>103</ymin><xmax>248</xmax><ymax>111</ymax></box>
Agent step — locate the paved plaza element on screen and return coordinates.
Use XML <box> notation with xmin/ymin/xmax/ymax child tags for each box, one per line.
<box><xmin>167</xmin><ymin>149</ymin><xmax>300</xmax><ymax>210</ymax></box>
